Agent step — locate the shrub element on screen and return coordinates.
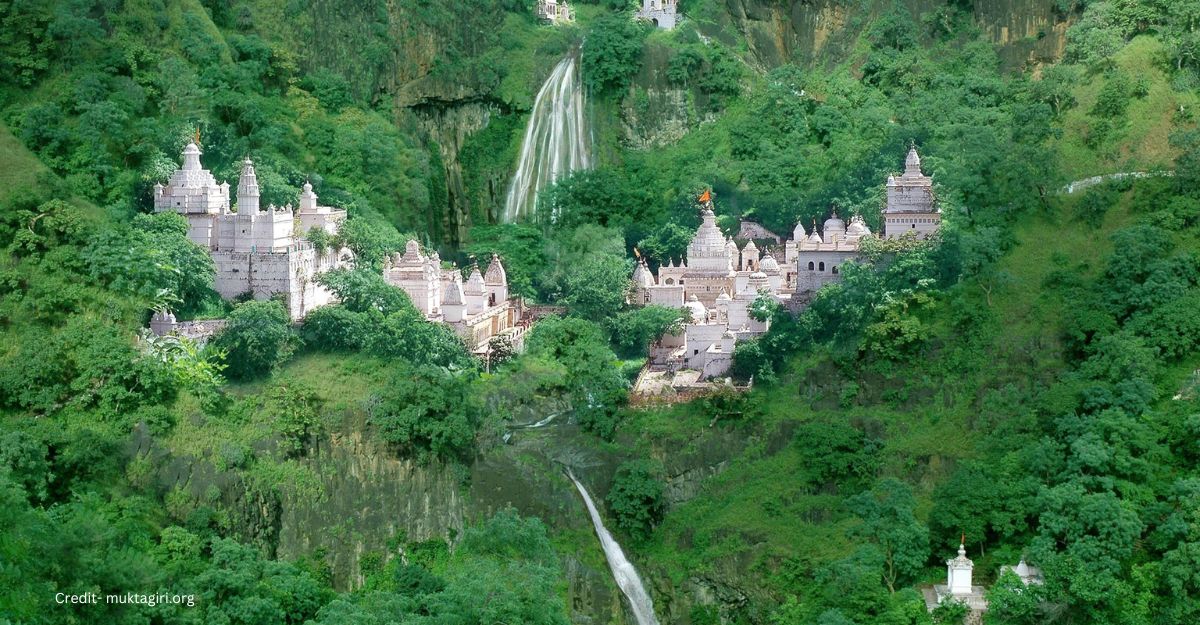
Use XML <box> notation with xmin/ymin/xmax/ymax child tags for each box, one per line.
<box><xmin>369</xmin><ymin>366</ymin><xmax>478</xmax><ymax>462</ymax></box>
<box><xmin>210</xmin><ymin>300</ymin><xmax>296</xmax><ymax>381</ymax></box>
<box><xmin>581</xmin><ymin>15</ymin><xmax>646</xmax><ymax>94</ymax></box>
<box><xmin>605</xmin><ymin>460</ymin><xmax>665</xmax><ymax>541</ymax></box>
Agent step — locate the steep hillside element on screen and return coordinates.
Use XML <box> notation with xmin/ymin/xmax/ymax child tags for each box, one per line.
<box><xmin>4</xmin><ymin>1</ymin><xmax>1200</xmax><ymax>625</ymax></box>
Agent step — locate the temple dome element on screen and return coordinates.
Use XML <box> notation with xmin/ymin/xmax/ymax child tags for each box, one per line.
<box><xmin>905</xmin><ymin>146</ymin><xmax>922</xmax><ymax>174</ymax></box>
<box><xmin>823</xmin><ymin>212</ymin><xmax>845</xmax><ymax>236</ymax></box>
<box><xmin>632</xmin><ymin>260</ymin><xmax>654</xmax><ymax>287</ymax></box>
<box><xmin>443</xmin><ymin>275</ymin><xmax>465</xmax><ymax>305</ymax></box>
<box><xmin>685</xmin><ymin>294</ymin><xmax>708</xmax><ymax>323</ymax></box>
<box><xmin>465</xmin><ymin>266</ymin><xmax>486</xmax><ymax>294</ymax></box>
<box><xmin>686</xmin><ymin>207</ymin><xmax>729</xmax><ymax>272</ymax></box>
<box><xmin>747</xmin><ymin>271</ymin><xmax>770</xmax><ymax>292</ymax></box>
<box><xmin>484</xmin><ymin>254</ymin><xmax>507</xmax><ymax>285</ymax></box>
<box><xmin>847</xmin><ymin>214</ymin><xmax>871</xmax><ymax>236</ymax></box>
<box><xmin>760</xmin><ymin>256</ymin><xmax>780</xmax><ymax>273</ymax></box>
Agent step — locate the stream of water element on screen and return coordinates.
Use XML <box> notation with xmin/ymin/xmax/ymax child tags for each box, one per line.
<box><xmin>568</xmin><ymin>470</ymin><xmax>661</xmax><ymax>625</ymax></box>
<box><xmin>502</xmin><ymin>55</ymin><xmax>591</xmax><ymax>223</ymax></box>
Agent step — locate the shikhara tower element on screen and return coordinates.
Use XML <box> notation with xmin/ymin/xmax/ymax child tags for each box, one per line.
<box><xmin>883</xmin><ymin>145</ymin><xmax>941</xmax><ymax>239</ymax></box>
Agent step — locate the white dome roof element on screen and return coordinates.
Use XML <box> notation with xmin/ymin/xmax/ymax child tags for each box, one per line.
<box><xmin>689</xmin><ymin>209</ymin><xmax>726</xmax><ymax>253</ymax></box>
<box><xmin>760</xmin><ymin>256</ymin><xmax>780</xmax><ymax>273</ymax></box>
<box><xmin>684</xmin><ymin>294</ymin><xmax>708</xmax><ymax>322</ymax></box>
<box><xmin>484</xmin><ymin>254</ymin><xmax>507</xmax><ymax>285</ymax></box>
<box><xmin>823</xmin><ymin>212</ymin><xmax>845</xmax><ymax>234</ymax></box>
<box><xmin>905</xmin><ymin>146</ymin><xmax>922</xmax><ymax>174</ymax></box>
<box><xmin>847</xmin><ymin>214</ymin><xmax>871</xmax><ymax>236</ymax></box>
<box><xmin>746</xmin><ymin>271</ymin><xmax>770</xmax><ymax>293</ymax></box>
<box><xmin>632</xmin><ymin>260</ymin><xmax>654</xmax><ymax>287</ymax></box>
<box><xmin>465</xmin><ymin>266</ymin><xmax>486</xmax><ymax>294</ymax></box>
<box><xmin>442</xmin><ymin>275</ymin><xmax>465</xmax><ymax>305</ymax></box>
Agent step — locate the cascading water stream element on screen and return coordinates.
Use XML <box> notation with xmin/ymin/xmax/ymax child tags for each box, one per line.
<box><xmin>502</xmin><ymin>55</ymin><xmax>591</xmax><ymax>223</ymax></box>
<box><xmin>567</xmin><ymin>470</ymin><xmax>661</xmax><ymax>625</ymax></box>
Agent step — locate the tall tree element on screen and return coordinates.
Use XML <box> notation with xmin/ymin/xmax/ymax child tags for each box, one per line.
<box><xmin>845</xmin><ymin>478</ymin><xmax>930</xmax><ymax>593</ymax></box>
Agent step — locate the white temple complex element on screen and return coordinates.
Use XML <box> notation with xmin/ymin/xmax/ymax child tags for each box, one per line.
<box><xmin>631</xmin><ymin>194</ymin><xmax>778</xmax><ymax>387</ymax></box>
<box><xmin>784</xmin><ymin>212</ymin><xmax>873</xmax><ymax>297</ymax></box>
<box><xmin>535</xmin><ymin>0</ymin><xmax>573</xmax><ymax>23</ymax></box>
<box><xmin>153</xmin><ymin>143</ymin><xmax>350</xmax><ymax>321</ymax></box>
<box><xmin>383</xmin><ymin>241</ymin><xmax>528</xmax><ymax>355</ymax></box>
<box><xmin>635</xmin><ymin>0</ymin><xmax>677</xmax><ymax>29</ymax></box>
<box><xmin>630</xmin><ymin>147</ymin><xmax>939</xmax><ymax>395</ymax></box>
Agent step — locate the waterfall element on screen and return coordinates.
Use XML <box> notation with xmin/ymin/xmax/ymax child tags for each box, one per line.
<box><xmin>567</xmin><ymin>471</ymin><xmax>661</xmax><ymax>625</ymax></box>
<box><xmin>502</xmin><ymin>55</ymin><xmax>591</xmax><ymax>223</ymax></box>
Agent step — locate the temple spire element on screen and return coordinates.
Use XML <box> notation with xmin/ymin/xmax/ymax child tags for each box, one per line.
<box><xmin>905</xmin><ymin>144</ymin><xmax>922</xmax><ymax>175</ymax></box>
<box><xmin>237</xmin><ymin>157</ymin><xmax>261</xmax><ymax>214</ymax></box>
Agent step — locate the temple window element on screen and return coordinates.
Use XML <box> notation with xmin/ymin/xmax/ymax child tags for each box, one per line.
<box><xmin>808</xmin><ymin>261</ymin><xmax>814</xmax><ymax>270</ymax></box>
<box><xmin>819</xmin><ymin>262</ymin><xmax>825</xmax><ymax>271</ymax></box>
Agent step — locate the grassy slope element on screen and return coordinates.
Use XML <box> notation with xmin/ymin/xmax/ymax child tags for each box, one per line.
<box><xmin>1053</xmin><ymin>36</ymin><xmax>1198</xmax><ymax>180</ymax></box>
<box><xmin>0</xmin><ymin>123</ymin><xmax>49</xmax><ymax>203</ymax></box>
<box><xmin>0</xmin><ymin>121</ymin><xmax>101</xmax><ymax>219</ymax></box>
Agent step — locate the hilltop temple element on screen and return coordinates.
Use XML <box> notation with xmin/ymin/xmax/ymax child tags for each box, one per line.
<box><xmin>883</xmin><ymin>145</ymin><xmax>940</xmax><ymax>239</ymax></box>
<box><xmin>635</xmin><ymin>0</ymin><xmax>677</xmax><ymax>29</ymax></box>
<box><xmin>632</xmin><ymin>194</ymin><xmax>779</xmax><ymax>382</ymax></box>
<box><xmin>535</xmin><ymin>0</ymin><xmax>573</xmax><ymax>22</ymax></box>
<box><xmin>153</xmin><ymin>142</ymin><xmax>350</xmax><ymax>320</ymax></box>
<box><xmin>630</xmin><ymin>146</ymin><xmax>939</xmax><ymax>391</ymax></box>
<box><xmin>384</xmin><ymin>241</ymin><xmax>528</xmax><ymax>355</ymax></box>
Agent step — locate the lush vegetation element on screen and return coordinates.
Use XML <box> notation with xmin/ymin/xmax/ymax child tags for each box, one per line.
<box><xmin>3</xmin><ymin>0</ymin><xmax>1200</xmax><ymax>624</ymax></box>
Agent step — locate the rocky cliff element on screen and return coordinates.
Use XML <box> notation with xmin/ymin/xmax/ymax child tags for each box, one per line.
<box><xmin>711</xmin><ymin>0</ymin><xmax>1067</xmax><ymax>70</ymax></box>
<box><xmin>275</xmin><ymin>420</ymin><xmax>468</xmax><ymax>589</ymax></box>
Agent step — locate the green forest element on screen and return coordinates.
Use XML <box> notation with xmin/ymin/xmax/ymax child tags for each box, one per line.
<box><xmin>2</xmin><ymin>0</ymin><xmax>1200</xmax><ymax>624</ymax></box>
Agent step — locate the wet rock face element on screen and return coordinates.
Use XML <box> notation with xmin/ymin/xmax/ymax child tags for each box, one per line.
<box><xmin>565</xmin><ymin>555</ymin><xmax>626</xmax><ymax>625</ymax></box>
<box><xmin>623</xmin><ymin>88</ymin><xmax>696</xmax><ymax>149</ymax></box>
<box><xmin>276</xmin><ymin>425</ymin><xmax>467</xmax><ymax>590</ymax></box>
<box><xmin>714</xmin><ymin>0</ymin><xmax>1068</xmax><ymax>70</ymax></box>
<box><xmin>412</xmin><ymin>102</ymin><xmax>497</xmax><ymax>244</ymax></box>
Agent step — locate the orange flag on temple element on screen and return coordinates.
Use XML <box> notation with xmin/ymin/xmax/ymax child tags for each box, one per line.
<box><xmin>698</xmin><ymin>189</ymin><xmax>711</xmax><ymax>204</ymax></box>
